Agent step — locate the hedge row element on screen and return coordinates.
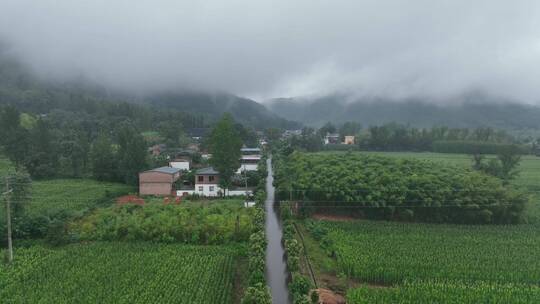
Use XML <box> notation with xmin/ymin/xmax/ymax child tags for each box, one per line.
<box><xmin>241</xmin><ymin>158</ymin><xmax>272</xmax><ymax>304</ymax></box>
<box><xmin>281</xmin><ymin>206</ymin><xmax>317</xmax><ymax>304</ymax></box>
<box><xmin>432</xmin><ymin>140</ymin><xmax>529</xmax><ymax>154</ymax></box>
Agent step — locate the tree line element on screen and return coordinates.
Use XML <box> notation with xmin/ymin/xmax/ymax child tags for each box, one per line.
<box><xmin>282</xmin><ymin>121</ymin><xmax>530</xmax><ymax>154</ymax></box>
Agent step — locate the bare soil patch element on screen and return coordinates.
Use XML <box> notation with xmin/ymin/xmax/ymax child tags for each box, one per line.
<box><xmin>312</xmin><ymin>214</ymin><xmax>357</xmax><ymax>222</ymax></box>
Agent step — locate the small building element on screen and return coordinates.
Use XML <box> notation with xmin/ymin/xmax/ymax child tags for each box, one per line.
<box><xmin>169</xmin><ymin>158</ymin><xmax>190</xmax><ymax>171</ymax></box>
<box><xmin>324</xmin><ymin>133</ymin><xmax>340</xmax><ymax>145</ymax></box>
<box><xmin>194</xmin><ymin>167</ymin><xmax>221</xmax><ymax>196</ymax></box>
<box><xmin>343</xmin><ymin>135</ymin><xmax>355</xmax><ymax>145</ymax></box>
<box><xmin>176</xmin><ymin>167</ymin><xmax>252</xmax><ymax>197</ymax></box>
<box><xmin>139</xmin><ymin>167</ymin><xmax>181</xmax><ymax>196</ymax></box>
<box><xmin>237</xmin><ymin>147</ymin><xmax>261</xmax><ymax>173</ymax></box>
<box><xmin>282</xmin><ymin>129</ymin><xmax>302</xmax><ymax>138</ymax></box>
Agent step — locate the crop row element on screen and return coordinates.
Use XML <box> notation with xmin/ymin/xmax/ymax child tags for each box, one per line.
<box><xmin>347</xmin><ymin>281</ymin><xmax>540</xmax><ymax>304</ymax></box>
<box><xmin>306</xmin><ymin>219</ymin><xmax>540</xmax><ymax>285</ymax></box>
<box><xmin>0</xmin><ymin>242</ymin><xmax>241</xmax><ymax>303</ymax></box>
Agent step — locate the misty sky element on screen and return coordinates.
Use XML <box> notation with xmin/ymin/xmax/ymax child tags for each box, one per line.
<box><xmin>1</xmin><ymin>0</ymin><xmax>540</xmax><ymax>102</ymax></box>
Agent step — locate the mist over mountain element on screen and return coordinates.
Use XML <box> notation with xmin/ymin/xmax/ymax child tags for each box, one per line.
<box><xmin>2</xmin><ymin>1</ymin><xmax>540</xmax><ymax>102</ymax></box>
<box><xmin>144</xmin><ymin>92</ymin><xmax>299</xmax><ymax>129</ymax></box>
<box><xmin>0</xmin><ymin>50</ymin><xmax>297</xmax><ymax>129</ymax></box>
<box><xmin>267</xmin><ymin>93</ymin><xmax>540</xmax><ymax>130</ymax></box>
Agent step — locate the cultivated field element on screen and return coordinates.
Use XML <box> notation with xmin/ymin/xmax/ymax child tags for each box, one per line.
<box><xmin>294</xmin><ymin>151</ymin><xmax>540</xmax><ymax>303</ymax></box>
<box><xmin>0</xmin><ymin>242</ymin><xmax>242</xmax><ymax>303</ymax></box>
<box><xmin>347</xmin><ymin>281</ymin><xmax>540</xmax><ymax>304</ymax></box>
<box><xmin>310</xmin><ymin>220</ymin><xmax>540</xmax><ymax>285</ymax></box>
<box><xmin>0</xmin><ymin>155</ymin><xmax>132</xmax><ymax>218</ymax></box>
<box><xmin>305</xmin><ymin>219</ymin><xmax>540</xmax><ymax>303</ymax></box>
<box><xmin>28</xmin><ymin>179</ymin><xmax>133</xmax><ymax>217</ymax></box>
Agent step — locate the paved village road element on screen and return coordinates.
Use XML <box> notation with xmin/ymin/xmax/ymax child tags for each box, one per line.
<box><xmin>265</xmin><ymin>157</ymin><xmax>291</xmax><ymax>304</ymax></box>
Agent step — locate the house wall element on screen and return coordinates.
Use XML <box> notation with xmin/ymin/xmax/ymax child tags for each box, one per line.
<box><xmin>176</xmin><ymin>187</ymin><xmax>249</xmax><ymax>197</ymax></box>
<box><xmin>139</xmin><ymin>172</ymin><xmax>174</xmax><ymax>183</ymax></box>
<box><xmin>344</xmin><ymin>136</ymin><xmax>355</xmax><ymax>145</ymax></box>
<box><xmin>195</xmin><ymin>183</ymin><xmax>221</xmax><ymax>197</ymax></box>
<box><xmin>196</xmin><ymin>174</ymin><xmax>220</xmax><ymax>185</ymax></box>
<box><xmin>139</xmin><ymin>171</ymin><xmax>179</xmax><ymax>196</ymax></box>
<box><xmin>140</xmin><ymin>182</ymin><xmax>172</xmax><ymax>196</ymax></box>
<box><xmin>236</xmin><ymin>163</ymin><xmax>259</xmax><ymax>173</ymax></box>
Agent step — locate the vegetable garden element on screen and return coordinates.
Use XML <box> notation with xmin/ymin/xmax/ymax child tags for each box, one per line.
<box><xmin>71</xmin><ymin>201</ymin><xmax>255</xmax><ymax>244</ymax></box>
<box><xmin>0</xmin><ymin>242</ymin><xmax>241</xmax><ymax>303</ymax></box>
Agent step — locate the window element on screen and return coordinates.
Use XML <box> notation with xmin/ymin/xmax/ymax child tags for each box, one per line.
<box><xmin>209</xmin><ymin>175</ymin><xmax>215</xmax><ymax>182</ymax></box>
<box><xmin>198</xmin><ymin>186</ymin><xmax>203</xmax><ymax>192</ymax></box>
<box><xmin>209</xmin><ymin>186</ymin><xmax>215</xmax><ymax>192</ymax></box>
<box><xmin>198</xmin><ymin>176</ymin><xmax>204</xmax><ymax>182</ymax></box>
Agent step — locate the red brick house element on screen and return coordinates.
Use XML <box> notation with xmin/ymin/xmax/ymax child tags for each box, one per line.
<box><xmin>139</xmin><ymin>167</ymin><xmax>181</xmax><ymax>196</ymax></box>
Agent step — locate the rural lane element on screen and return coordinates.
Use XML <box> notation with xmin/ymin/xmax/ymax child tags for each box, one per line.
<box><xmin>265</xmin><ymin>157</ymin><xmax>291</xmax><ymax>304</ymax></box>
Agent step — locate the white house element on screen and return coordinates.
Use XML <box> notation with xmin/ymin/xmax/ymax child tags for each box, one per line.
<box><xmin>169</xmin><ymin>159</ymin><xmax>190</xmax><ymax>171</ymax></box>
<box><xmin>323</xmin><ymin>133</ymin><xmax>340</xmax><ymax>145</ymax></box>
<box><xmin>176</xmin><ymin>167</ymin><xmax>251</xmax><ymax>197</ymax></box>
<box><xmin>237</xmin><ymin>147</ymin><xmax>262</xmax><ymax>173</ymax></box>
<box><xmin>176</xmin><ymin>167</ymin><xmax>221</xmax><ymax>197</ymax></box>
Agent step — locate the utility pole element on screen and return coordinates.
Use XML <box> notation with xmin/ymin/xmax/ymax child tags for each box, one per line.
<box><xmin>243</xmin><ymin>167</ymin><xmax>248</xmax><ymax>190</ymax></box>
<box><xmin>3</xmin><ymin>177</ymin><xmax>13</xmax><ymax>263</ymax></box>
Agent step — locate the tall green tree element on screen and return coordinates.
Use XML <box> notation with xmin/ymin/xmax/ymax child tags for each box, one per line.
<box><xmin>116</xmin><ymin>123</ymin><xmax>148</xmax><ymax>185</ymax></box>
<box><xmin>24</xmin><ymin>119</ymin><xmax>59</xmax><ymax>178</ymax></box>
<box><xmin>209</xmin><ymin>114</ymin><xmax>242</xmax><ymax>190</ymax></box>
<box><xmin>0</xmin><ymin>106</ymin><xmax>29</xmax><ymax>167</ymax></box>
<box><xmin>90</xmin><ymin>133</ymin><xmax>117</xmax><ymax>181</ymax></box>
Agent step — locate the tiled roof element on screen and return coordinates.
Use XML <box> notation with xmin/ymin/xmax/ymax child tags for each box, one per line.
<box><xmin>241</xmin><ymin>147</ymin><xmax>261</xmax><ymax>152</ymax></box>
<box><xmin>149</xmin><ymin>167</ymin><xmax>182</xmax><ymax>174</ymax></box>
<box><xmin>196</xmin><ymin>167</ymin><xmax>219</xmax><ymax>175</ymax></box>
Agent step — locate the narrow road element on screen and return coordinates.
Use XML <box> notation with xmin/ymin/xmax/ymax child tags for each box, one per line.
<box><xmin>265</xmin><ymin>157</ymin><xmax>291</xmax><ymax>304</ymax></box>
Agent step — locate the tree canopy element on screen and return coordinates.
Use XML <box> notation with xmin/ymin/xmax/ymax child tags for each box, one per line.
<box><xmin>209</xmin><ymin>114</ymin><xmax>242</xmax><ymax>189</ymax></box>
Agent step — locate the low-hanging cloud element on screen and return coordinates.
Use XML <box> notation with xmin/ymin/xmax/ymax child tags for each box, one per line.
<box><xmin>1</xmin><ymin>0</ymin><xmax>540</xmax><ymax>102</ymax></box>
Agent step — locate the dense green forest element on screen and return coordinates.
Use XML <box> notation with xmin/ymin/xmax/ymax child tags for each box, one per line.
<box><xmin>284</xmin><ymin>122</ymin><xmax>534</xmax><ymax>155</ymax></box>
<box><xmin>0</xmin><ymin>49</ymin><xmax>291</xmax><ymax>182</ymax></box>
<box><xmin>274</xmin><ymin>152</ymin><xmax>528</xmax><ymax>224</ymax></box>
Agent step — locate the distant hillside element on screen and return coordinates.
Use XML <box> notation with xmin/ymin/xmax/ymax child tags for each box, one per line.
<box><xmin>146</xmin><ymin>92</ymin><xmax>299</xmax><ymax>129</ymax></box>
<box><xmin>0</xmin><ymin>49</ymin><xmax>298</xmax><ymax>130</ymax></box>
<box><xmin>267</xmin><ymin>93</ymin><xmax>540</xmax><ymax>130</ymax></box>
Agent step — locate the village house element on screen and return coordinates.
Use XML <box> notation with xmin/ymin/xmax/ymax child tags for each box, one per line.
<box><xmin>176</xmin><ymin>167</ymin><xmax>252</xmax><ymax>197</ymax></box>
<box><xmin>169</xmin><ymin>157</ymin><xmax>191</xmax><ymax>171</ymax></box>
<box><xmin>282</xmin><ymin>129</ymin><xmax>302</xmax><ymax>138</ymax></box>
<box><xmin>194</xmin><ymin>167</ymin><xmax>221</xmax><ymax>196</ymax></box>
<box><xmin>323</xmin><ymin>133</ymin><xmax>340</xmax><ymax>145</ymax></box>
<box><xmin>343</xmin><ymin>135</ymin><xmax>355</xmax><ymax>145</ymax></box>
<box><xmin>139</xmin><ymin>166</ymin><xmax>182</xmax><ymax>196</ymax></box>
<box><xmin>237</xmin><ymin>147</ymin><xmax>261</xmax><ymax>173</ymax></box>
<box><xmin>177</xmin><ymin>167</ymin><xmax>221</xmax><ymax>197</ymax></box>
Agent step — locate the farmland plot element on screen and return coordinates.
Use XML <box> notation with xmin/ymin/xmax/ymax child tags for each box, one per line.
<box><xmin>305</xmin><ymin>219</ymin><xmax>540</xmax><ymax>303</ymax></box>
<box><xmin>0</xmin><ymin>242</ymin><xmax>241</xmax><ymax>303</ymax></box>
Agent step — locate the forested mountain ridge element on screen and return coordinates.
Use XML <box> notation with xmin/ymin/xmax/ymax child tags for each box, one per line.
<box><xmin>268</xmin><ymin>93</ymin><xmax>540</xmax><ymax>130</ymax></box>
<box><xmin>0</xmin><ymin>49</ymin><xmax>297</xmax><ymax>130</ymax></box>
<box><xmin>146</xmin><ymin>92</ymin><xmax>299</xmax><ymax>129</ymax></box>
